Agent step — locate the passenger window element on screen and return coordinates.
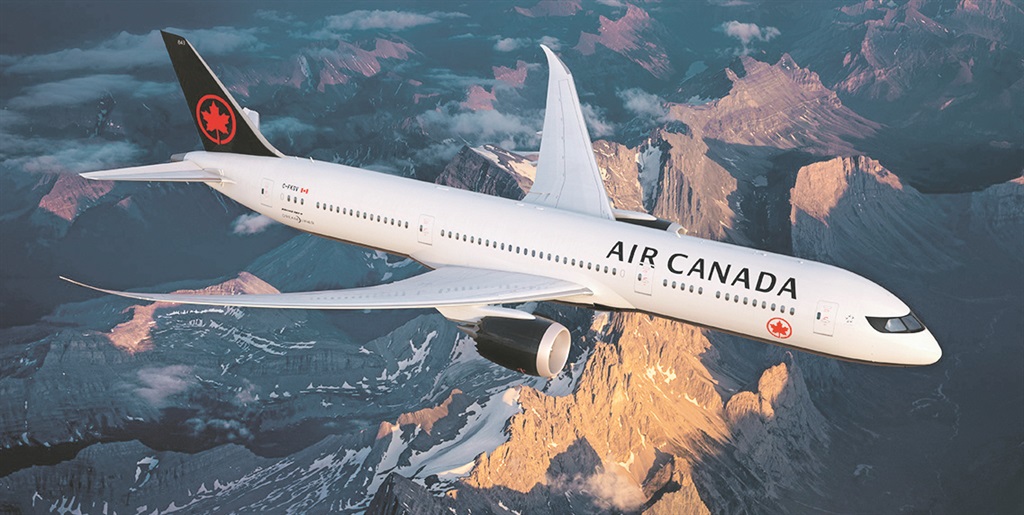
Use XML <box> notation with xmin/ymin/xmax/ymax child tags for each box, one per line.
<box><xmin>587</xmin><ymin>262</ymin><xmax>592</xmax><ymax>270</ymax></box>
<box><xmin>300</xmin><ymin>198</ymin><xmax>304</xmax><ymax>205</ymax></box>
<box><xmin>698</xmin><ymin>287</ymin><xmax>703</xmax><ymax>294</ymax></box>
<box><xmin>287</xmin><ymin>195</ymin><xmax>291</xmax><ymax>202</ymax></box>
<box><xmin>316</xmin><ymin>202</ymin><xmax>320</xmax><ymax>208</ymax></box>
<box><xmin>516</xmin><ymin>246</ymin><xmax>521</xmax><ymax>253</ymax></box>
<box><xmin>531</xmin><ymin>250</ymin><xmax>536</xmax><ymax>257</ymax></box>
<box><xmin>724</xmin><ymin>293</ymin><xmax>730</xmax><ymax>301</ymax></box>
<box><xmin>663</xmin><ymin>279</ymin><xmax>668</xmax><ymax>287</ymax></box>
<box><xmin>779</xmin><ymin>305</ymin><xmax>785</xmax><ymax>313</ymax></box>
<box><xmin>612</xmin><ymin>268</ymin><xmax>617</xmax><ymax>275</ymax></box>
<box><xmin>500</xmin><ymin>243</ymin><xmax>505</xmax><ymax>250</ymax></box>
<box><xmin>671</xmin><ymin>281</ymin><xmax>676</xmax><ymax>289</ymax></box>
<box><xmin>571</xmin><ymin>259</ymin><xmax>576</xmax><ymax>266</ymax></box>
<box><xmin>761</xmin><ymin>301</ymin><xmax>767</xmax><ymax>309</ymax></box>
<box><xmin>470</xmin><ymin>236</ymin><xmax>475</xmax><ymax>243</ymax></box>
<box><xmin>716</xmin><ymin>291</ymin><xmax>721</xmax><ymax>299</ymax></box>
<box><xmin>743</xmin><ymin>297</ymin><xmax>748</xmax><ymax>305</ymax></box>
<box><xmin>789</xmin><ymin>308</ymin><xmax>795</xmax><ymax>315</ymax></box>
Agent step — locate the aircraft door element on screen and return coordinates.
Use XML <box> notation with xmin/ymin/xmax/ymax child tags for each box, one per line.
<box><xmin>260</xmin><ymin>178</ymin><xmax>274</xmax><ymax>207</ymax></box>
<box><xmin>417</xmin><ymin>214</ymin><xmax>434</xmax><ymax>245</ymax></box>
<box><xmin>634</xmin><ymin>264</ymin><xmax>654</xmax><ymax>296</ymax></box>
<box><xmin>813</xmin><ymin>300</ymin><xmax>839</xmax><ymax>336</ymax></box>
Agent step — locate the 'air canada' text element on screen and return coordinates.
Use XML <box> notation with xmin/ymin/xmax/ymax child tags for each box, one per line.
<box><xmin>606</xmin><ymin>241</ymin><xmax>797</xmax><ymax>300</ymax></box>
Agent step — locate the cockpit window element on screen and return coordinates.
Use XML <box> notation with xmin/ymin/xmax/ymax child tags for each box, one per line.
<box><xmin>867</xmin><ymin>313</ymin><xmax>925</xmax><ymax>334</ymax></box>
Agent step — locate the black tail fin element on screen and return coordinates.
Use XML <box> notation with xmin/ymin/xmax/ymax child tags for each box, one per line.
<box><xmin>161</xmin><ymin>31</ymin><xmax>282</xmax><ymax>157</ymax></box>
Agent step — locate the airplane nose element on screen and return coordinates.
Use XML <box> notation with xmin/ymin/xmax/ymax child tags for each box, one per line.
<box><xmin>919</xmin><ymin>331</ymin><xmax>942</xmax><ymax>365</ymax></box>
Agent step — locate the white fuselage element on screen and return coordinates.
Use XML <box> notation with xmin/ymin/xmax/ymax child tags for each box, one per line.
<box><xmin>194</xmin><ymin>151</ymin><xmax>941</xmax><ymax>366</ymax></box>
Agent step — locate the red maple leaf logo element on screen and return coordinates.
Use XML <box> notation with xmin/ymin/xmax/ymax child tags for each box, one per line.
<box><xmin>195</xmin><ymin>95</ymin><xmax>236</xmax><ymax>145</ymax></box>
<box><xmin>767</xmin><ymin>318</ymin><xmax>792</xmax><ymax>339</ymax></box>
<box><xmin>202</xmin><ymin>103</ymin><xmax>230</xmax><ymax>137</ymax></box>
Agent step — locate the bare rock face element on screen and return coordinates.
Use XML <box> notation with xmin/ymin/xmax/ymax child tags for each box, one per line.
<box><xmin>725</xmin><ymin>361</ymin><xmax>829</xmax><ymax>499</ymax></box>
<box><xmin>969</xmin><ymin>176</ymin><xmax>1024</xmax><ymax>259</ymax></box>
<box><xmin>32</xmin><ymin>173</ymin><xmax>115</xmax><ymax>235</ymax></box>
<box><xmin>592</xmin><ymin>140</ymin><xmax>644</xmax><ymax>212</ymax></box>
<box><xmin>669</xmin><ymin>55</ymin><xmax>878</xmax><ymax>156</ymax></box>
<box><xmin>107</xmin><ymin>272</ymin><xmax>279</xmax><ymax>354</ymax></box>
<box><xmin>575</xmin><ymin>4</ymin><xmax>674</xmax><ymax>80</ymax></box>
<box><xmin>435</xmin><ymin>145</ymin><xmax>534</xmax><ymax>200</ymax></box>
<box><xmin>790</xmin><ymin>156</ymin><xmax>962</xmax><ymax>272</ymax></box>
<box><xmin>459</xmin><ymin>313</ymin><xmax>783</xmax><ymax>513</ymax></box>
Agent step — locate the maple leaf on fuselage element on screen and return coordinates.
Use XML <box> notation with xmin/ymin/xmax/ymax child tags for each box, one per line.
<box><xmin>770</xmin><ymin>320</ymin><xmax>790</xmax><ymax>337</ymax></box>
<box><xmin>202</xmin><ymin>103</ymin><xmax>230</xmax><ymax>136</ymax></box>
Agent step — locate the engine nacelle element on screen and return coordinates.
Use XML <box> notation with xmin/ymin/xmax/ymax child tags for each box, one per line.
<box><xmin>462</xmin><ymin>316</ymin><xmax>571</xmax><ymax>378</ymax></box>
<box><xmin>613</xmin><ymin>209</ymin><xmax>683</xmax><ymax>235</ymax></box>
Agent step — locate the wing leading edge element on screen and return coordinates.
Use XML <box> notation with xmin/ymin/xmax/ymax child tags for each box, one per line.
<box><xmin>62</xmin><ymin>266</ymin><xmax>591</xmax><ymax>313</ymax></box>
<box><xmin>524</xmin><ymin>45</ymin><xmax>615</xmax><ymax>220</ymax></box>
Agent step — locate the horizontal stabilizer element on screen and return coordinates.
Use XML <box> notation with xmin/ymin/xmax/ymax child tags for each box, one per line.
<box><xmin>61</xmin><ymin>266</ymin><xmax>590</xmax><ymax>311</ymax></box>
<box><xmin>80</xmin><ymin>161</ymin><xmax>228</xmax><ymax>183</ymax></box>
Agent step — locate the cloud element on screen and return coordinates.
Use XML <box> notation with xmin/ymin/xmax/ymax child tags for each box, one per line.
<box><xmin>617</xmin><ymin>88</ymin><xmax>670</xmax><ymax>122</ymax></box>
<box><xmin>259</xmin><ymin>116</ymin><xmax>319</xmax><ymax>151</ymax></box>
<box><xmin>580</xmin><ymin>103</ymin><xmax>615</xmax><ymax>138</ymax></box>
<box><xmin>419</xmin><ymin>104</ymin><xmax>541</xmax><ymax>150</ymax></box>
<box><xmin>7</xmin><ymin>74</ymin><xmax>175</xmax><ymax>109</ymax></box>
<box><xmin>186</xmin><ymin>417</ymin><xmax>253</xmax><ymax>443</ymax></box>
<box><xmin>232</xmin><ymin>213</ymin><xmax>276</xmax><ymax>235</ymax></box>
<box><xmin>136</xmin><ymin>365</ymin><xmax>193</xmax><ymax>407</ymax></box>
<box><xmin>539</xmin><ymin>36</ymin><xmax>562</xmax><ymax>51</ymax></box>
<box><xmin>322</xmin><ymin>10</ymin><xmax>466</xmax><ymax>32</ymax></box>
<box><xmin>585</xmin><ymin>468</ymin><xmax>646</xmax><ymax>511</ymax></box>
<box><xmin>719</xmin><ymin>21</ymin><xmax>780</xmax><ymax>55</ymax></box>
<box><xmin>2</xmin><ymin>28</ymin><xmax>263</xmax><ymax>75</ymax></box>
<box><xmin>547</xmin><ymin>468</ymin><xmax>645</xmax><ymax>511</ymax></box>
<box><xmin>494</xmin><ymin>37</ymin><xmax>530</xmax><ymax>52</ymax></box>
<box><xmin>4</xmin><ymin>140</ymin><xmax>146</xmax><ymax>175</ymax></box>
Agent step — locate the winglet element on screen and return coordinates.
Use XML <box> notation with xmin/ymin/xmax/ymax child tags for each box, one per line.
<box><xmin>524</xmin><ymin>45</ymin><xmax>615</xmax><ymax>219</ymax></box>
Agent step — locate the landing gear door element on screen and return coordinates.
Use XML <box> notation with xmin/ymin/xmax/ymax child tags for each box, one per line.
<box><xmin>417</xmin><ymin>214</ymin><xmax>434</xmax><ymax>245</ymax></box>
<box><xmin>260</xmin><ymin>178</ymin><xmax>273</xmax><ymax>207</ymax></box>
<box><xmin>634</xmin><ymin>265</ymin><xmax>653</xmax><ymax>296</ymax></box>
<box><xmin>814</xmin><ymin>300</ymin><xmax>839</xmax><ymax>336</ymax></box>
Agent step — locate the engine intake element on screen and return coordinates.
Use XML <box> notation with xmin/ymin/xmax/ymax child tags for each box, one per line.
<box><xmin>462</xmin><ymin>316</ymin><xmax>571</xmax><ymax>378</ymax></box>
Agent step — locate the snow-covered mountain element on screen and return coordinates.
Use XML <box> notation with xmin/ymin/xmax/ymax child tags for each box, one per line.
<box><xmin>1</xmin><ymin>1</ymin><xmax>1020</xmax><ymax>513</ymax></box>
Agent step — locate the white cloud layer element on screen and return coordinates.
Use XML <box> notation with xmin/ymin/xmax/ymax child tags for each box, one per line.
<box><xmin>7</xmin><ymin>74</ymin><xmax>174</xmax><ymax>109</ymax></box>
<box><xmin>2</xmin><ymin>28</ymin><xmax>263</xmax><ymax>75</ymax></box>
<box><xmin>322</xmin><ymin>10</ymin><xmax>467</xmax><ymax>32</ymax></box>
<box><xmin>232</xmin><ymin>213</ymin><xmax>276</xmax><ymax>235</ymax></box>
<box><xmin>719</xmin><ymin>21</ymin><xmax>780</xmax><ymax>55</ymax></box>
<box><xmin>135</xmin><ymin>365</ymin><xmax>193</xmax><ymax>407</ymax></box>
<box><xmin>617</xmin><ymin>88</ymin><xmax>670</xmax><ymax>122</ymax></box>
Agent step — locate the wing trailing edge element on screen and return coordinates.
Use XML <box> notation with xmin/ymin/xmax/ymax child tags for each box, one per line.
<box><xmin>61</xmin><ymin>266</ymin><xmax>591</xmax><ymax>313</ymax></box>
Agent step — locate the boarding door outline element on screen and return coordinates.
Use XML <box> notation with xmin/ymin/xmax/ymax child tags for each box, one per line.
<box><xmin>814</xmin><ymin>300</ymin><xmax>839</xmax><ymax>336</ymax></box>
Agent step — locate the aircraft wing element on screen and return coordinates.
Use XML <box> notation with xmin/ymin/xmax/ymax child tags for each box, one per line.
<box><xmin>523</xmin><ymin>45</ymin><xmax>615</xmax><ymax>220</ymax></box>
<box><xmin>61</xmin><ymin>266</ymin><xmax>590</xmax><ymax>313</ymax></box>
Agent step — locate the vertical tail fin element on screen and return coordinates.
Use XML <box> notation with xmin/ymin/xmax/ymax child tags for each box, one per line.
<box><xmin>161</xmin><ymin>31</ymin><xmax>282</xmax><ymax>157</ymax></box>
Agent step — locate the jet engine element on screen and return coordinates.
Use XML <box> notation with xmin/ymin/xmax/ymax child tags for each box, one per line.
<box><xmin>461</xmin><ymin>316</ymin><xmax>571</xmax><ymax>378</ymax></box>
<box><xmin>613</xmin><ymin>209</ymin><xmax>684</xmax><ymax>235</ymax></box>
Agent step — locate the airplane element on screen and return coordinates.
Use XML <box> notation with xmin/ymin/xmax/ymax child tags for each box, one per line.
<box><xmin>63</xmin><ymin>31</ymin><xmax>942</xmax><ymax>378</ymax></box>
